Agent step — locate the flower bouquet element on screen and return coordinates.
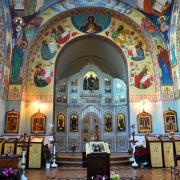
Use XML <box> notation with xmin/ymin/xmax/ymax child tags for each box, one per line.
<box><xmin>0</xmin><ymin>168</ymin><xmax>21</xmax><ymax>180</ymax></box>
<box><xmin>110</xmin><ymin>172</ymin><xmax>120</xmax><ymax>180</ymax></box>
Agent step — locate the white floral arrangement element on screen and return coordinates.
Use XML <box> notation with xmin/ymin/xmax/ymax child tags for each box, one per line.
<box><xmin>110</xmin><ymin>172</ymin><xmax>120</xmax><ymax>180</ymax></box>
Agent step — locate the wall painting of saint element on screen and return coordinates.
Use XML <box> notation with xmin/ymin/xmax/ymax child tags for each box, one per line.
<box><xmin>71</xmin><ymin>13</ymin><xmax>111</xmax><ymax>34</ymax></box>
<box><xmin>5</xmin><ymin>109</ymin><xmax>19</xmax><ymax>133</ymax></box>
<box><xmin>105</xmin><ymin>114</ymin><xmax>113</xmax><ymax>132</ymax></box>
<box><xmin>57</xmin><ymin>113</ymin><xmax>65</xmax><ymax>131</ymax></box>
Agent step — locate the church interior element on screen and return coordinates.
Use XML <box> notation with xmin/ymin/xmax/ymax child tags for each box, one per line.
<box><xmin>0</xmin><ymin>0</ymin><xmax>180</xmax><ymax>179</ymax></box>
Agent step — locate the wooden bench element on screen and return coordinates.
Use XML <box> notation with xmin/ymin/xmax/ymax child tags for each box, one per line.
<box><xmin>0</xmin><ymin>155</ymin><xmax>19</xmax><ymax>168</ymax></box>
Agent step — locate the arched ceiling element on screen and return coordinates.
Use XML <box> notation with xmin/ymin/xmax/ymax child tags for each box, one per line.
<box><xmin>5</xmin><ymin>0</ymin><xmax>177</xmax><ymax>102</ymax></box>
<box><xmin>56</xmin><ymin>37</ymin><xmax>127</xmax><ymax>82</ymax></box>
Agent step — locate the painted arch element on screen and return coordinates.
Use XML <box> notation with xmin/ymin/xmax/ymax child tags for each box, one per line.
<box><xmin>22</xmin><ymin>8</ymin><xmax>160</xmax><ymax>103</ymax></box>
<box><xmin>11</xmin><ymin>1</ymin><xmax>175</xmax><ymax>102</ymax></box>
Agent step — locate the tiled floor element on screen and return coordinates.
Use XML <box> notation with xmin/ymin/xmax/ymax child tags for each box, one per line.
<box><xmin>26</xmin><ymin>166</ymin><xmax>175</xmax><ymax>180</ymax></box>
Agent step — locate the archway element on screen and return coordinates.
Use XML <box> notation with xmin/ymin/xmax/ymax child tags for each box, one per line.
<box><xmin>54</xmin><ymin>35</ymin><xmax>130</xmax><ymax>152</ymax></box>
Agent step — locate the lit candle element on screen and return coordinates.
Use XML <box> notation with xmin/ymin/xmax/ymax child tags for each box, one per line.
<box><xmin>132</xmin><ymin>132</ymin><xmax>135</xmax><ymax>142</ymax></box>
<box><xmin>22</xmin><ymin>151</ymin><xmax>25</xmax><ymax>163</ymax></box>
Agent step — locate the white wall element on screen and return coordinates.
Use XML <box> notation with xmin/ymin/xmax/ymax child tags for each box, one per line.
<box><xmin>25</xmin><ymin>102</ymin><xmax>54</xmax><ymax>135</ymax></box>
<box><xmin>129</xmin><ymin>100</ymin><xmax>177</xmax><ymax>135</ymax></box>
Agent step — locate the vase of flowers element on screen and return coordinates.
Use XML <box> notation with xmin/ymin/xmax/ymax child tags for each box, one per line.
<box><xmin>129</xmin><ymin>124</ymin><xmax>139</xmax><ymax>167</ymax></box>
<box><xmin>0</xmin><ymin>168</ymin><xmax>21</xmax><ymax>180</ymax></box>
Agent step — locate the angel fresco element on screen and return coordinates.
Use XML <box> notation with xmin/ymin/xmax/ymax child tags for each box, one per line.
<box><xmin>156</xmin><ymin>16</ymin><xmax>169</xmax><ymax>42</ymax></box>
<box><xmin>137</xmin><ymin>0</ymin><xmax>173</xmax><ymax>43</ymax></box>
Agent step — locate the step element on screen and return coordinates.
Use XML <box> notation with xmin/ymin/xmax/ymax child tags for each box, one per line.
<box><xmin>56</xmin><ymin>152</ymin><xmax>131</xmax><ymax>167</ymax></box>
<box><xmin>110</xmin><ymin>160</ymin><xmax>130</xmax><ymax>166</ymax></box>
<box><xmin>57</xmin><ymin>160</ymin><xmax>130</xmax><ymax>167</ymax></box>
<box><xmin>57</xmin><ymin>157</ymin><xmax>82</xmax><ymax>162</ymax></box>
<box><xmin>57</xmin><ymin>161</ymin><xmax>83</xmax><ymax>167</ymax></box>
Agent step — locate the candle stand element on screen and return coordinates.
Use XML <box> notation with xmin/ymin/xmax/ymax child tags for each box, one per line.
<box><xmin>129</xmin><ymin>132</ymin><xmax>139</xmax><ymax>167</ymax></box>
<box><xmin>48</xmin><ymin>124</ymin><xmax>58</xmax><ymax>168</ymax></box>
<box><xmin>17</xmin><ymin>133</ymin><xmax>31</xmax><ymax>180</ymax></box>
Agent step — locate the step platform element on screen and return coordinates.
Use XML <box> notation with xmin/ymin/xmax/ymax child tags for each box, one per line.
<box><xmin>56</xmin><ymin>152</ymin><xmax>132</xmax><ymax>167</ymax></box>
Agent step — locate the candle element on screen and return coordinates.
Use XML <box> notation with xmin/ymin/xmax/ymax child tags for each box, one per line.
<box><xmin>132</xmin><ymin>132</ymin><xmax>135</xmax><ymax>142</ymax></box>
<box><xmin>53</xmin><ymin>145</ymin><xmax>56</xmax><ymax>154</ymax></box>
<box><xmin>22</xmin><ymin>151</ymin><xmax>25</xmax><ymax>163</ymax></box>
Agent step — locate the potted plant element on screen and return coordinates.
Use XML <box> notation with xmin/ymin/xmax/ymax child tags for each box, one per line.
<box><xmin>43</xmin><ymin>144</ymin><xmax>52</xmax><ymax>169</ymax></box>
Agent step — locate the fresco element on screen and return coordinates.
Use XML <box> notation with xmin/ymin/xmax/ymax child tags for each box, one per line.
<box><xmin>71</xmin><ymin>14</ymin><xmax>111</xmax><ymax>34</ymax></box>
<box><xmin>9</xmin><ymin>0</ymin><xmax>42</xmax><ymax>45</ymax></box>
<box><xmin>128</xmin><ymin>41</ymin><xmax>145</xmax><ymax>61</ymax></box>
<box><xmin>40</xmin><ymin>40</ymin><xmax>57</xmax><ymax>60</ymax></box>
<box><xmin>8</xmin><ymin>0</ymin><xmax>175</xmax><ymax>44</ymax></box>
<box><xmin>0</xmin><ymin>0</ymin><xmax>12</xmax><ymax>96</ymax></box>
<box><xmin>111</xmin><ymin>24</ymin><xmax>129</xmax><ymax>45</ymax></box>
<box><xmin>136</xmin><ymin>0</ymin><xmax>174</xmax><ymax>44</ymax></box>
<box><xmin>15</xmin><ymin>0</ymin><xmax>173</xmax><ymax>55</ymax></box>
<box><xmin>3</xmin><ymin>1</ymin><xmax>12</xmax><ymax>95</ymax></box>
<box><xmin>173</xmin><ymin>67</ymin><xmax>179</xmax><ymax>99</ymax></box>
<box><xmin>162</xmin><ymin>86</ymin><xmax>174</xmax><ymax>100</ymax></box>
<box><xmin>6</xmin><ymin>0</ymin><xmax>175</xmax><ymax>102</ymax></box>
<box><xmin>8</xmin><ymin>85</ymin><xmax>22</xmax><ymax>100</ymax></box>
<box><xmin>24</xmin><ymin>13</ymin><xmax>158</xmax><ymax>103</ymax></box>
<box><xmin>24</xmin><ymin>0</ymin><xmax>37</xmax><ymax>16</ymax></box>
<box><xmin>0</xmin><ymin>4</ymin><xmax>5</xmax><ymax>95</ymax></box>
<box><xmin>33</xmin><ymin>62</ymin><xmax>54</xmax><ymax>87</ymax></box>
<box><xmin>10</xmin><ymin>42</ymin><xmax>27</xmax><ymax>84</ymax></box>
<box><xmin>156</xmin><ymin>44</ymin><xmax>173</xmax><ymax>85</ymax></box>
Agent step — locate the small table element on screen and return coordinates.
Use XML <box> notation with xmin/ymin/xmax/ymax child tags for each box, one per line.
<box><xmin>0</xmin><ymin>154</ymin><xmax>19</xmax><ymax>168</ymax></box>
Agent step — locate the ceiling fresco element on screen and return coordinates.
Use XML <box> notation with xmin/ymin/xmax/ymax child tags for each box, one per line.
<box><xmin>7</xmin><ymin>1</ymin><xmax>174</xmax><ymax>45</ymax></box>
<box><xmin>23</xmin><ymin>9</ymin><xmax>160</xmax><ymax>102</ymax></box>
<box><xmin>0</xmin><ymin>0</ymin><xmax>179</xmax><ymax>101</ymax></box>
<box><xmin>12</xmin><ymin>1</ymin><xmax>175</xmax><ymax>101</ymax></box>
